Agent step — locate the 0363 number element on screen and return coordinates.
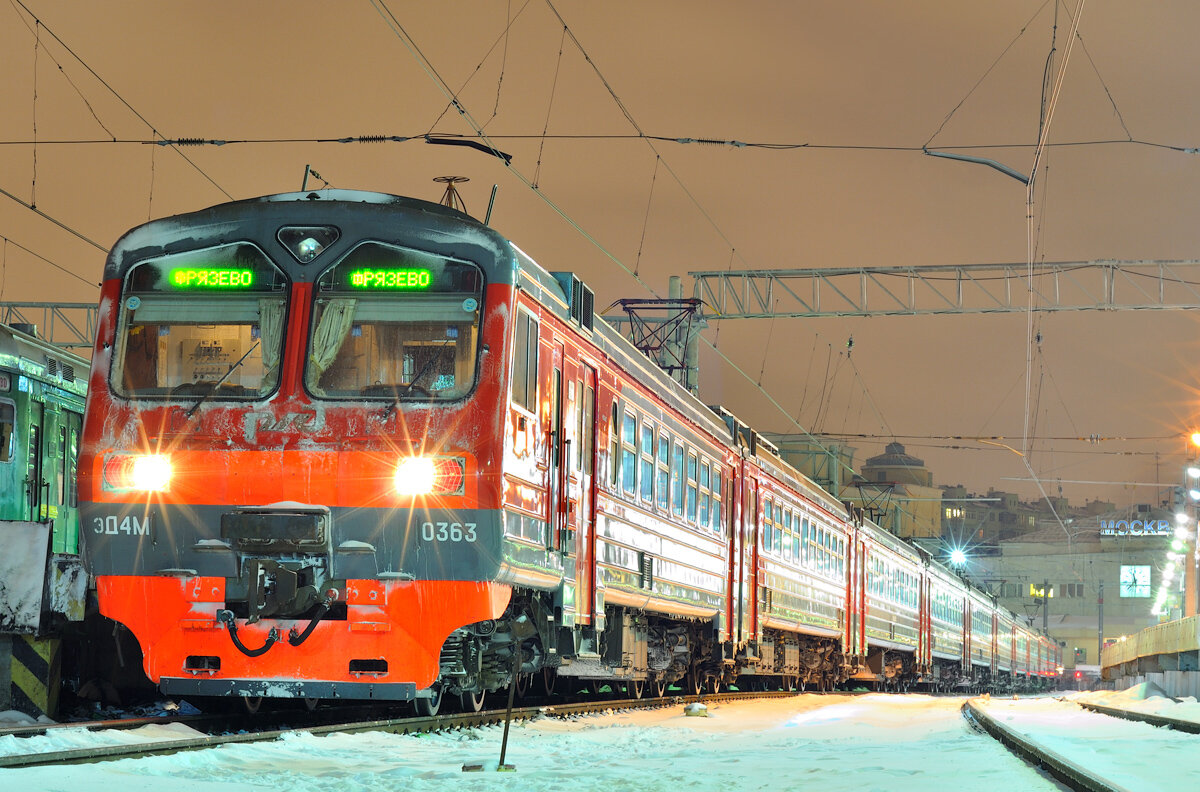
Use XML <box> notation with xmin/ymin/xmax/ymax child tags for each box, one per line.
<box><xmin>421</xmin><ymin>521</ymin><xmax>477</xmax><ymax>543</ymax></box>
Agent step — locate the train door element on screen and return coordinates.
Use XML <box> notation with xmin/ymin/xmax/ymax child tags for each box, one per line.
<box><xmin>57</xmin><ymin>411</ymin><xmax>82</xmax><ymax>553</ymax></box>
<box><xmin>849</xmin><ymin>532</ymin><xmax>868</xmax><ymax>663</ymax></box>
<box><xmin>546</xmin><ymin>341</ymin><xmax>565</xmax><ymax>551</ymax></box>
<box><xmin>962</xmin><ymin>600</ymin><xmax>972</xmax><ymax>675</ymax></box>
<box><xmin>40</xmin><ymin>408</ymin><xmax>74</xmax><ymax>552</ymax></box>
<box><xmin>25</xmin><ymin>401</ymin><xmax>44</xmax><ymax>522</ymax></box>
<box><xmin>918</xmin><ymin>567</ymin><xmax>931</xmax><ymax>674</ymax></box>
<box><xmin>546</xmin><ymin>341</ymin><xmax>575</xmax><ymax>624</ymax></box>
<box><xmin>575</xmin><ymin>364</ymin><xmax>598</xmax><ymax>627</ymax></box>
<box><xmin>740</xmin><ymin>476</ymin><xmax>759</xmax><ymax>642</ymax></box>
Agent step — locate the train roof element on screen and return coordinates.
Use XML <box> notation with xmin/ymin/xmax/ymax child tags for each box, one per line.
<box><xmin>0</xmin><ymin>322</ymin><xmax>88</xmax><ymax>395</ymax></box>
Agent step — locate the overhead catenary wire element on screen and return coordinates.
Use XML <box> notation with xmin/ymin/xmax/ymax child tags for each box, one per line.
<box><xmin>370</xmin><ymin>0</ymin><xmax>875</xmax><ymax>486</ymax></box>
<box><xmin>2</xmin><ymin>133</ymin><xmax>1198</xmax><ymax>155</ymax></box>
<box><xmin>9</xmin><ymin>0</ymin><xmax>233</xmax><ymax>201</ymax></box>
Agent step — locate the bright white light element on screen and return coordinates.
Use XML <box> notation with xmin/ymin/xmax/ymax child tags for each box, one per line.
<box><xmin>1189</xmin><ymin>489</ymin><xmax>1200</xmax><ymax>501</ymax></box>
<box><xmin>394</xmin><ymin>457</ymin><xmax>436</xmax><ymax>495</ymax></box>
<box><xmin>949</xmin><ymin>548</ymin><xmax>967</xmax><ymax>566</ymax></box>
<box><xmin>1176</xmin><ymin>526</ymin><xmax>1191</xmax><ymax>540</ymax></box>
<box><xmin>1173</xmin><ymin>539</ymin><xmax>1186</xmax><ymax>551</ymax></box>
<box><xmin>130</xmin><ymin>455</ymin><xmax>172</xmax><ymax>491</ymax></box>
<box><xmin>1189</xmin><ymin>466</ymin><xmax>1200</xmax><ymax>479</ymax></box>
<box><xmin>1177</xmin><ymin>512</ymin><xmax>1190</xmax><ymax>525</ymax></box>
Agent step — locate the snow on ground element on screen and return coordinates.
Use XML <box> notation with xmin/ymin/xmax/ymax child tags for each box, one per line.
<box><xmin>1072</xmin><ymin>681</ymin><xmax>1200</xmax><ymax>724</ymax></box>
<box><xmin>0</xmin><ymin>694</ymin><xmax>1067</xmax><ymax>792</ymax></box>
<box><xmin>975</xmin><ymin>694</ymin><xmax>1200</xmax><ymax>792</ymax></box>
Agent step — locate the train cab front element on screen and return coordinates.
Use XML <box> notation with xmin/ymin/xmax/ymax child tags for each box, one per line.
<box><xmin>79</xmin><ymin>195</ymin><xmax>516</xmax><ymax>704</ymax></box>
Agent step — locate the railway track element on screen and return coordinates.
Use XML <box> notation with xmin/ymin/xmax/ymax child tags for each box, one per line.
<box><xmin>1074</xmin><ymin>699</ymin><xmax>1200</xmax><ymax>735</ymax></box>
<box><xmin>963</xmin><ymin>698</ymin><xmax>1135</xmax><ymax>792</ymax></box>
<box><xmin>0</xmin><ymin>690</ymin><xmax>793</xmax><ymax>770</ymax></box>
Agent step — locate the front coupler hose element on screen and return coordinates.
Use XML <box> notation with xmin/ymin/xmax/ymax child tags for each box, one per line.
<box><xmin>217</xmin><ymin>610</ymin><xmax>279</xmax><ymax>658</ymax></box>
<box><xmin>287</xmin><ymin>600</ymin><xmax>330</xmax><ymax>647</ymax></box>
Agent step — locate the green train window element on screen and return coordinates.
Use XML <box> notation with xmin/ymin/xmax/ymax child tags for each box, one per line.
<box><xmin>0</xmin><ymin>401</ymin><xmax>13</xmax><ymax>463</ymax></box>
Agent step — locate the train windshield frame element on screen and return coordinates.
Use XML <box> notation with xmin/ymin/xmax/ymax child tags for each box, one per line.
<box><xmin>305</xmin><ymin>241</ymin><xmax>484</xmax><ymax>402</ymax></box>
<box><xmin>111</xmin><ymin>243</ymin><xmax>289</xmax><ymax>400</ymax></box>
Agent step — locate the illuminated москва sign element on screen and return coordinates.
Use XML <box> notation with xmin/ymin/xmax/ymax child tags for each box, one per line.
<box><xmin>1099</xmin><ymin>519</ymin><xmax>1171</xmax><ymax>536</ymax></box>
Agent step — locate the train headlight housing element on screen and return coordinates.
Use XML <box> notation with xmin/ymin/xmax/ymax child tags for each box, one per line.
<box><xmin>394</xmin><ymin>456</ymin><xmax>465</xmax><ymax>496</ymax></box>
<box><xmin>102</xmin><ymin>453</ymin><xmax>173</xmax><ymax>492</ymax></box>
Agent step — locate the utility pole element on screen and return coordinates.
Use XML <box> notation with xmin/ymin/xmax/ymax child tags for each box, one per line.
<box><xmin>1097</xmin><ymin>580</ymin><xmax>1104</xmax><ymax>667</ymax></box>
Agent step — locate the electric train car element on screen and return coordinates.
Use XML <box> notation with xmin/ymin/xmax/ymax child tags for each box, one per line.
<box><xmin>79</xmin><ymin>190</ymin><xmax>1057</xmax><ymax>712</ymax></box>
<box><xmin>0</xmin><ymin>322</ymin><xmax>87</xmax><ymax>716</ymax></box>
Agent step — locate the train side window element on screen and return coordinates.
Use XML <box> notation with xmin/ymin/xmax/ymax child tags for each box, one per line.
<box><xmin>609</xmin><ymin>403</ymin><xmax>620</xmax><ymax>489</ymax></box>
<box><xmin>774</xmin><ymin>502</ymin><xmax>783</xmax><ymax>553</ymax></box>
<box><xmin>782</xmin><ymin>510</ymin><xmax>792</xmax><ymax>561</ymax></box>
<box><xmin>579</xmin><ymin>381</ymin><xmax>595</xmax><ymax>475</ymax></box>
<box><xmin>762</xmin><ymin>497</ymin><xmax>773</xmax><ymax>553</ymax></box>
<box><xmin>698</xmin><ymin>460</ymin><xmax>710</xmax><ymax>528</ymax></box>
<box><xmin>686</xmin><ymin>452</ymin><xmax>698</xmax><ymax>523</ymax></box>
<box><xmin>0</xmin><ymin>401</ymin><xmax>13</xmax><ymax>463</ymax></box>
<box><xmin>639</xmin><ymin>421</ymin><xmax>654</xmax><ymax>502</ymax></box>
<box><xmin>712</xmin><ymin>468</ymin><xmax>724</xmax><ymax>534</ymax></box>
<box><xmin>670</xmin><ymin>441</ymin><xmax>684</xmax><ymax>516</ymax></box>
<box><xmin>621</xmin><ymin>411</ymin><xmax>637</xmax><ymax>497</ymax></box>
<box><xmin>512</xmin><ymin>311</ymin><xmax>539</xmax><ymax>412</ymax></box>
<box><xmin>656</xmin><ymin>432</ymin><xmax>670</xmax><ymax>511</ymax></box>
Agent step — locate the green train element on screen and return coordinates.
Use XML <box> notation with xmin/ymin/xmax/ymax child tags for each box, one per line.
<box><xmin>0</xmin><ymin>321</ymin><xmax>147</xmax><ymax>718</ymax></box>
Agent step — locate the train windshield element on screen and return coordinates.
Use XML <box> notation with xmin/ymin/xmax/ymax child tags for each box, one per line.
<box><xmin>112</xmin><ymin>244</ymin><xmax>288</xmax><ymax>399</ymax></box>
<box><xmin>306</xmin><ymin>242</ymin><xmax>483</xmax><ymax>401</ymax></box>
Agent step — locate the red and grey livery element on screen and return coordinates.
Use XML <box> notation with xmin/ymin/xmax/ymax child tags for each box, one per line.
<box><xmin>80</xmin><ymin>190</ymin><xmax>1058</xmax><ymax>712</ymax></box>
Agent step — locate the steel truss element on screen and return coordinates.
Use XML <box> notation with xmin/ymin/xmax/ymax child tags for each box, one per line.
<box><xmin>690</xmin><ymin>260</ymin><xmax>1200</xmax><ymax>319</ymax></box>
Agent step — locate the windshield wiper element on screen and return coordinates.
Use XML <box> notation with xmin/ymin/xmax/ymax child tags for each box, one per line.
<box><xmin>185</xmin><ymin>341</ymin><xmax>261</xmax><ymax>417</ymax></box>
<box><xmin>380</xmin><ymin>356</ymin><xmax>439</xmax><ymax>418</ymax></box>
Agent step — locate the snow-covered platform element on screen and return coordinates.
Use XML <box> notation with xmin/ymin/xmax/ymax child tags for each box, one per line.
<box><xmin>1101</xmin><ymin>614</ymin><xmax>1200</xmax><ymax>697</ymax></box>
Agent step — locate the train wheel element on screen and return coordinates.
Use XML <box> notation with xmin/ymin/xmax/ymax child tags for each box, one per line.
<box><xmin>628</xmin><ymin>679</ymin><xmax>645</xmax><ymax>699</ymax></box>
<box><xmin>415</xmin><ymin>686</ymin><xmax>443</xmax><ymax>717</ymax></box>
<box><xmin>653</xmin><ymin>677</ymin><xmax>668</xmax><ymax>697</ymax></box>
<box><xmin>514</xmin><ymin>673</ymin><xmax>531</xmax><ymax>699</ymax></box>
<box><xmin>687</xmin><ymin>671</ymin><xmax>703</xmax><ymax>696</ymax></box>
<box><xmin>243</xmin><ymin>696</ymin><xmax>264</xmax><ymax>714</ymax></box>
<box><xmin>708</xmin><ymin>676</ymin><xmax>722</xmax><ymax>694</ymax></box>
<box><xmin>539</xmin><ymin>667</ymin><xmax>558</xmax><ymax>696</ymax></box>
<box><xmin>460</xmin><ymin>689</ymin><xmax>486</xmax><ymax>713</ymax></box>
<box><xmin>303</xmin><ymin>697</ymin><xmax>320</xmax><ymax>712</ymax></box>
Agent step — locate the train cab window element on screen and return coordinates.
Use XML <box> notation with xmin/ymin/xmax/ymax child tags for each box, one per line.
<box><xmin>0</xmin><ymin>400</ymin><xmax>13</xmax><ymax>463</ymax></box>
<box><xmin>307</xmin><ymin>244</ymin><xmax>483</xmax><ymax>400</ymax></box>
<box><xmin>512</xmin><ymin>311</ymin><xmax>539</xmax><ymax>412</ymax></box>
<box><xmin>686</xmin><ymin>453</ymin><xmax>698</xmax><ymax>523</ymax></box>
<box><xmin>670</xmin><ymin>441</ymin><xmax>684</xmax><ymax>516</ymax></box>
<box><xmin>656</xmin><ymin>432</ymin><xmax>670</xmax><ymax>511</ymax></box>
<box><xmin>698</xmin><ymin>461</ymin><xmax>710</xmax><ymax>527</ymax></box>
<box><xmin>639</xmin><ymin>422</ymin><xmax>654</xmax><ymax>502</ymax></box>
<box><xmin>621</xmin><ymin>412</ymin><xmax>637</xmax><ymax>497</ymax></box>
<box><xmin>114</xmin><ymin>243</ymin><xmax>287</xmax><ymax>398</ymax></box>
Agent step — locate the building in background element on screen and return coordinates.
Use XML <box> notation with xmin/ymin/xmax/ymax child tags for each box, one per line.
<box><xmin>970</xmin><ymin>507</ymin><xmax>1168</xmax><ymax>670</ymax></box>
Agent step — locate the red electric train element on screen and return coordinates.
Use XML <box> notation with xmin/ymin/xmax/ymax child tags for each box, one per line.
<box><xmin>79</xmin><ymin>190</ymin><xmax>1058</xmax><ymax>713</ymax></box>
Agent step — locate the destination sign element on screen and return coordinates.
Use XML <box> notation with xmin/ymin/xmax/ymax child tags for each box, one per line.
<box><xmin>169</xmin><ymin>268</ymin><xmax>255</xmax><ymax>289</ymax></box>
<box><xmin>347</xmin><ymin>268</ymin><xmax>433</xmax><ymax>290</ymax></box>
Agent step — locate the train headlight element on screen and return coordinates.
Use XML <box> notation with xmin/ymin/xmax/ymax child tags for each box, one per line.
<box><xmin>394</xmin><ymin>456</ymin><xmax>465</xmax><ymax>496</ymax></box>
<box><xmin>102</xmin><ymin>453</ymin><xmax>173</xmax><ymax>492</ymax></box>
